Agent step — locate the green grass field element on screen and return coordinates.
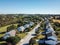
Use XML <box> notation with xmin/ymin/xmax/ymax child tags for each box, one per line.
<box><xmin>0</xmin><ymin>24</ymin><xmax>18</xmax><ymax>32</ymax></box>
<box><xmin>16</xmin><ymin>33</ymin><xmax>27</xmax><ymax>39</ymax></box>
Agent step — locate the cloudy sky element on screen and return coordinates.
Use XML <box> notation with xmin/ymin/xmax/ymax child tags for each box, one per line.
<box><xmin>0</xmin><ymin>0</ymin><xmax>60</xmax><ymax>14</ymax></box>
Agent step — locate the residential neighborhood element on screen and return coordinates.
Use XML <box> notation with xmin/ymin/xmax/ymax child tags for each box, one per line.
<box><xmin>0</xmin><ymin>15</ymin><xmax>60</xmax><ymax>45</ymax></box>
<box><xmin>0</xmin><ymin>0</ymin><xmax>60</xmax><ymax>45</ymax></box>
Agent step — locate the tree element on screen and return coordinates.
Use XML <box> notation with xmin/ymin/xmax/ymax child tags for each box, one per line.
<box><xmin>6</xmin><ymin>36</ymin><xmax>21</xmax><ymax>45</ymax></box>
<box><xmin>29</xmin><ymin>37</ymin><xmax>36</xmax><ymax>45</ymax></box>
<box><xmin>7</xmin><ymin>25</ymin><xmax>16</xmax><ymax>32</ymax></box>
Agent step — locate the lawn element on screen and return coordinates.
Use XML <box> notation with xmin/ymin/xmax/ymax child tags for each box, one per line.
<box><xmin>0</xmin><ymin>25</ymin><xmax>10</xmax><ymax>32</ymax></box>
<box><xmin>0</xmin><ymin>34</ymin><xmax>4</xmax><ymax>37</ymax></box>
<box><xmin>0</xmin><ymin>24</ymin><xmax>18</xmax><ymax>32</ymax></box>
<box><xmin>0</xmin><ymin>25</ymin><xmax>11</xmax><ymax>38</ymax></box>
<box><xmin>0</xmin><ymin>41</ymin><xmax>7</xmax><ymax>45</ymax></box>
<box><xmin>16</xmin><ymin>33</ymin><xmax>27</xmax><ymax>39</ymax></box>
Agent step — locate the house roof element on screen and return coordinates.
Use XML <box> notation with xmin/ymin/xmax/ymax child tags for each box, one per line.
<box><xmin>45</xmin><ymin>40</ymin><xmax>57</xmax><ymax>45</ymax></box>
<box><xmin>17</xmin><ymin>22</ymin><xmax>34</xmax><ymax>32</ymax></box>
<box><xmin>24</xmin><ymin>24</ymin><xmax>30</xmax><ymax>28</ymax></box>
<box><xmin>29</xmin><ymin>22</ymin><xmax>34</xmax><ymax>26</ymax></box>
<box><xmin>17</xmin><ymin>26</ymin><xmax>25</xmax><ymax>31</ymax></box>
<box><xmin>45</xmin><ymin>27</ymin><xmax>55</xmax><ymax>34</ymax></box>
<box><xmin>45</xmin><ymin>21</ymin><xmax>55</xmax><ymax>34</ymax></box>
<box><xmin>38</xmin><ymin>36</ymin><xmax>57</xmax><ymax>45</ymax></box>
<box><xmin>47</xmin><ymin>36</ymin><xmax>57</xmax><ymax>41</ymax></box>
<box><xmin>3</xmin><ymin>30</ymin><xmax>16</xmax><ymax>39</ymax></box>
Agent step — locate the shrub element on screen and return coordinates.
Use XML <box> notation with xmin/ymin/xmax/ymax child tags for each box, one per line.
<box><xmin>56</xmin><ymin>28</ymin><xmax>60</xmax><ymax>31</ymax></box>
<box><xmin>55</xmin><ymin>32</ymin><xmax>59</xmax><ymax>35</ymax></box>
<box><xmin>54</xmin><ymin>22</ymin><xmax>60</xmax><ymax>27</ymax></box>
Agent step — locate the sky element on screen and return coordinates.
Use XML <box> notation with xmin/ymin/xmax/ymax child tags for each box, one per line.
<box><xmin>0</xmin><ymin>0</ymin><xmax>60</xmax><ymax>14</ymax></box>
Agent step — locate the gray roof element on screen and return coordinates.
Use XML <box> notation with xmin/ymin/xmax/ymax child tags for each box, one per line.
<box><xmin>24</xmin><ymin>24</ymin><xmax>30</xmax><ymax>28</ymax></box>
<box><xmin>17</xmin><ymin>26</ymin><xmax>25</xmax><ymax>31</ymax></box>
<box><xmin>3</xmin><ymin>30</ymin><xmax>16</xmax><ymax>39</ymax></box>
<box><xmin>29</xmin><ymin>22</ymin><xmax>34</xmax><ymax>26</ymax></box>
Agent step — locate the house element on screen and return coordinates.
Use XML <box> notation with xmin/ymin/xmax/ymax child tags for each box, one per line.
<box><xmin>29</xmin><ymin>22</ymin><xmax>34</xmax><ymax>26</ymax></box>
<box><xmin>17</xmin><ymin>22</ymin><xmax>34</xmax><ymax>32</ymax></box>
<box><xmin>17</xmin><ymin>26</ymin><xmax>25</xmax><ymax>32</ymax></box>
<box><xmin>44</xmin><ymin>26</ymin><xmax>55</xmax><ymax>34</ymax></box>
<box><xmin>44</xmin><ymin>20</ymin><xmax>55</xmax><ymax>34</ymax></box>
<box><xmin>45</xmin><ymin>35</ymin><xmax>57</xmax><ymax>45</ymax></box>
<box><xmin>47</xmin><ymin>35</ymin><xmax>57</xmax><ymax>41</ymax></box>
<box><xmin>24</xmin><ymin>24</ymin><xmax>30</xmax><ymax>28</ymax></box>
<box><xmin>24</xmin><ymin>22</ymin><xmax>34</xmax><ymax>28</ymax></box>
<box><xmin>38</xmin><ymin>37</ymin><xmax>57</xmax><ymax>45</ymax></box>
<box><xmin>3</xmin><ymin>30</ymin><xmax>16</xmax><ymax>40</ymax></box>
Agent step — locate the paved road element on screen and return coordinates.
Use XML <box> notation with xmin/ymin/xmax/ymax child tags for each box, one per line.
<box><xmin>17</xmin><ymin>22</ymin><xmax>41</xmax><ymax>45</ymax></box>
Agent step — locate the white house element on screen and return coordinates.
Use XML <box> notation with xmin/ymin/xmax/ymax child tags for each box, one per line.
<box><xmin>3</xmin><ymin>30</ymin><xmax>16</xmax><ymax>40</ymax></box>
<box><xmin>17</xmin><ymin>26</ymin><xmax>25</xmax><ymax>32</ymax></box>
<box><xmin>24</xmin><ymin>24</ymin><xmax>30</xmax><ymax>28</ymax></box>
